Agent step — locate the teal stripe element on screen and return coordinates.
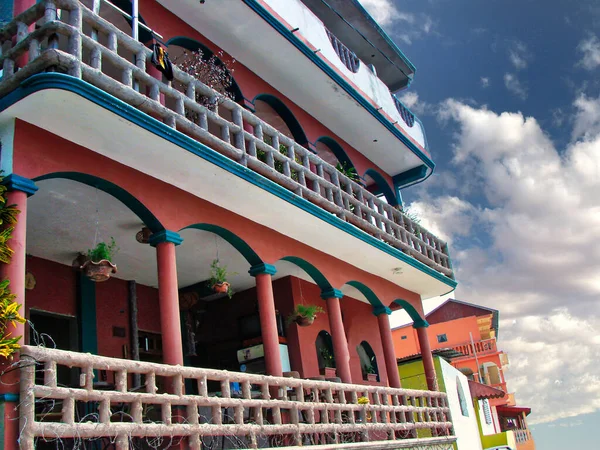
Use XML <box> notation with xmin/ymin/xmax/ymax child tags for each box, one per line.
<box><xmin>0</xmin><ymin>73</ymin><xmax>456</xmax><ymax>290</ymax></box>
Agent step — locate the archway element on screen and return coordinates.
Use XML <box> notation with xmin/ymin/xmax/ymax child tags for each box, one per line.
<box><xmin>357</xmin><ymin>340</ymin><xmax>379</xmax><ymax>381</ymax></box>
<box><xmin>393</xmin><ymin>299</ymin><xmax>428</xmax><ymax>328</ymax></box>
<box><xmin>364</xmin><ymin>168</ymin><xmax>398</xmax><ymax>206</ymax></box>
<box><xmin>314</xmin><ymin>136</ymin><xmax>354</xmax><ymax>169</ymax></box>
<box><xmin>253</xmin><ymin>94</ymin><xmax>309</xmax><ymax>148</ymax></box>
<box><xmin>277</xmin><ymin>256</ymin><xmax>334</xmax><ymax>294</ymax></box>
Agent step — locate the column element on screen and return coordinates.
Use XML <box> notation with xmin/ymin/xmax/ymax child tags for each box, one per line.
<box><xmin>374</xmin><ymin>306</ymin><xmax>401</xmax><ymax>388</ymax></box>
<box><xmin>14</xmin><ymin>0</ymin><xmax>36</xmax><ymax>15</ymax></box>
<box><xmin>322</xmin><ymin>289</ymin><xmax>352</xmax><ymax>383</ymax></box>
<box><xmin>414</xmin><ymin>320</ymin><xmax>438</xmax><ymax>391</ymax></box>
<box><xmin>149</xmin><ymin>230</ymin><xmax>184</xmax><ymax>367</ymax></box>
<box><xmin>0</xmin><ymin>175</ymin><xmax>37</xmax><ymax>450</ymax></box>
<box><xmin>249</xmin><ymin>263</ymin><xmax>282</xmax><ymax>377</ymax></box>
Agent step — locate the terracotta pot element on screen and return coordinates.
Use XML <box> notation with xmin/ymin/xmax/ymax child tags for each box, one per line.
<box><xmin>81</xmin><ymin>259</ymin><xmax>117</xmax><ymax>282</ymax></box>
<box><xmin>295</xmin><ymin>315</ymin><xmax>315</xmax><ymax>327</ymax></box>
<box><xmin>321</xmin><ymin>367</ymin><xmax>337</xmax><ymax>378</ymax></box>
<box><xmin>212</xmin><ymin>282</ymin><xmax>230</xmax><ymax>294</ymax></box>
<box><xmin>367</xmin><ymin>373</ymin><xmax>378</xmax><ymax>382</ymax></box>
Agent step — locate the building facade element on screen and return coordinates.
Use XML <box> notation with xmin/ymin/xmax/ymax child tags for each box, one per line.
<box><xmin>392</xmin><ymin>299</ymin><xmax>535</xmax><ymax>450</ymax></box>
<box><xmin>0</xmin><ymin>0</ymin><xmax>458</xmax><ymax>448</ymax></box>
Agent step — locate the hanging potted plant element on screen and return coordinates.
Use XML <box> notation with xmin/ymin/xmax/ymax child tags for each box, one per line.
<box><xmin>81</xmin><ymin>237</ymin><xmax>118</xmax><ymax>282</ymax></box>
<box><xmin>320</xmin><ymin>346</ymin><xmax>336</xmax><ymax>378</ymax></box>
<box><xmin>364</xmin><ymin>364</ymin><xmax>378</xmax><ymax>382</ymax></box>
<box><xmin>208</xmin><ymin>259</ymin><xmax>237</xmax><ymax>298</ymax></box>
<box><xmin>286</xmin><ymin>304</ymin><xmax>324</xmax><ymax>327</ymax></box>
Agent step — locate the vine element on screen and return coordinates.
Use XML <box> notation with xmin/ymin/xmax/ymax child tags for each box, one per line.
<box><xmin>0</xmin><ymin>176</ymin><xmax>24</xmax><ymax>359</ymax></box>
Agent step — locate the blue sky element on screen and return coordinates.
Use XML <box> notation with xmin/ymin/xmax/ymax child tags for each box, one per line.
<box><xmin>361</xmin><ymin>1</ymin><xmax>600</xmax><ymax>449</ymax></box>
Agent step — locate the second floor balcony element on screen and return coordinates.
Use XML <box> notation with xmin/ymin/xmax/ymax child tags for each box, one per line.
<box><xmin>0</xmin><ymin>0</ymin><xmax>455</xmax><ymax>296</ymax></box>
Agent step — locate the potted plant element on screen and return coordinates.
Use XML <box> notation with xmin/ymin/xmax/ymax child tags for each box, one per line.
<box><xmin>81</xmin><ymin>238</ymin><xmax>118</xmax><ymax>282</ymax></box>
<box><xmin>320</xmin><ymin>346</ymin><xmax>336</xmax><ymax>377</ymax></box>
<box><xmin>364</xmin><ymin>364</ymin><xmax>378</xmax><ymax>382</ymax></box>
<box><xmin>286</xmin><ymin>304</ymin><xmax>324</xmax><ymax>327</ymax></box>
<box><xmin>208</xmin><ymin>259</ymin><xmax>237</xmax><ymax>298</ymax></box>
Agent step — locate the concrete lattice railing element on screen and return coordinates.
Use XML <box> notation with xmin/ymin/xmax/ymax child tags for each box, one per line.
<box><xmin>451</xmin><ymin>338</ymin><xmax>497</xmax><ymax>358</ymax></box>
<box><xmin>0</xmin><ymin>0</ymin><xmax>453</xmax><ymax>279</ymax></box>
<box><xmin>19</xmin><ymin>345</ymin><xmax>456</xmax><ymax>449</ymax></box>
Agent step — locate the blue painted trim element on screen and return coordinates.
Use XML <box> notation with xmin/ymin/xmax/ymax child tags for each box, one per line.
<box><xmin>149</xmin><ymin>230</ymin><xmax>183</xmax><ymax>247</ymax></box>
<box><xmin>364</xmin><ymin>168</ymin><xmax>397</xmax><ymax>206</ymax></box>
<box><xmin>315</xmin><ymin>136</ymin><xmax>354</xmax><ymax>169</ymax></box>
<box><xmin>242</xmin><ymin>0</ymin><xmax>434</xmax><ymax>172</ymax></box>
<box><xmin>249</xmin><ymin>263</ymin><xmax>277</xmax><ymax>276</ymax></box>
<box><xmin>1</xmin><ymin>73</ymin><xmax>455</xmax><ymax>290</ymax></box>
<box><xmin>412</xmin><ymin>319</ymin><xmax>429</xmax><ymax>329</ymax></box>
<box><xmin>321</xmin><ymin>288</ymin><xmax>344</xmax><ymax>299</ymax></box>
<box><xmin>345</xmin><ymin>280</ymin><xmax>383</xmax><ymax>309</ymax></box>
<box><xmin>372</xmin><ymin>305</ymin><xmax>392</xmax><ymax>316</ymax></box>
<box><xmin>2</xmin><ymin>174</ymin><xmax>38</xmax><ymax>196</ymax></box>
<box><xmin>279</xmin><ymin>256</ymin><xmax>334</xmax><ymax>291</ymax></box>
<box><xmin>252</xmin><ymin>94</ymin><xmax>309</xmax><ymax>148</ymax></box>
<box><xmin>393</xmin><ymin>165</ymin><xmax>428</xmax><ymax>189</ymax></box>
<box><xmin>393</xmin><ymin>299</ymin><xmax>429</xmax><ymax>328</ymax></box>
<box><xmin>0</xmin><ymin>393</ymin><xmax>19</xmax><ymax>402</ymax></box>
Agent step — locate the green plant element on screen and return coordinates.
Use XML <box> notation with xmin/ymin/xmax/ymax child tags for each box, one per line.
<box><xmin>335</xmin><ymin>161</ymin><xmax>360</xmax><ymax>183</ymax></box>
<box><xmin>320</xmin><ymin>346</ymin><xmax>335</xmax><ymax>368</ymax></box>
<box><xmin>364</xmin><ymin>363</ymin><xmax>376</xmax><ymax>375</ymax></box>
<box><xmin>208</xmin><ymin>259</ymin><xmax>237</xmax><ymax>298</ymax></box>
<box><xmin>87</xmin><ymin>237</ymin><xmax>118</xmax><ymax>263</ymax></box>
<box><xmin>286</xmin><ymin>304</ymin><xmax>324</xmax><ymax>326</ymax></box>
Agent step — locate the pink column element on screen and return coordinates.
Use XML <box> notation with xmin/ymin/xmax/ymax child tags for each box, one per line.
<box><xmin>375</xmin><ymin>307</ymin><xmax>401</xmax><ymax>388</ymax></box>
<box><xmin>14</xmin><ymin>0</ymin><xmax>36</xmax><ymax>15</ymax></box>
<box><xmin>0</xmin><ymin>175</ymin><xmax>37</xmax><ymax>450</ymax></box>
<box><xmin>415</xmin><ymin>325</ymin><xmax>438</xmax><ymax>391</ymax></box>
<box><xmin>150</xmin><ymin>231</ymin><xmax>184</xmax><ymax>367</ymax></box>
<box><xmin>250</xmin><ymin>264</ymin><xmax>282</xmax><ymax>377</ymax></box>
<box><xmin>323</xmin><ymin>290</ymin><xmax>352</xmax><ymax>383</ymax></box>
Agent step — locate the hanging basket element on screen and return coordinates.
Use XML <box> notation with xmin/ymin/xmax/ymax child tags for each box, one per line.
<box><xmin>81</xmin><ymin>259</ymin><xmax>117</xmax><ymax>282</ymax></box>
<box><xmin>295</xmin><ymin>315</ymin><xmax>315</xmax><ymax>327</ymax></box>
<box><xmin>212</xmin><ymin>281</ymin><xmax>230</xmax><ymax>294</ymax></box>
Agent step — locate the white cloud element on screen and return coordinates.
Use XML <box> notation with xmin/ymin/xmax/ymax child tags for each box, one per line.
<box><xmin>578</xmin><ymin>34</ymin><xmax>600</xmax><ymax>70</ymax></box>
<box><xmin>504</xmin><ymin>73</ymin><xmax>528</xmax><ymax>100</ymax></box>
<box><xmin>480</xmin><ymin>77</ymin><xmax>490</xmax><ymax>88</ymax></box>
<box><xmin>397</xmin><ymin>91</ymin><xmax>433</xmax><ymax>116</ymax></box>
<box><xmin>508</xmin><ymin>40</ymin><xmax>530</xmax><ymax>70</ymax></box>
<box><xmin>359</xmin><ymin>0</ymin><xmax>411</xmax><ymax>26</ymax></box>
<box><xmin>413</xmin><ymin>96</ymin><xmax>600</xmax><ymax>424</ymax></box>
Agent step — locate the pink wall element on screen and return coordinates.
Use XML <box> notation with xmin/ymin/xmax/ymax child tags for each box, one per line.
<box><xmin>137</xmin><ymin>1</ymin><xmax>395</xmax><ymax>192</ymax></box>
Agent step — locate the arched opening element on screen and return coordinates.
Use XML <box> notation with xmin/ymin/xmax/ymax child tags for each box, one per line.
<box><xmin>364</xmin><ymin>168</ymin><xmax>398</xmax><ymax>207</ymax></box>
<box><xmin>343</xmin><ymin>280</ymin><xmax>384</xmax><ymax>312</ymax></box>
<box><xmin>357</xmin><ymin>341</ymin><xmax>379</xmax><ymax>382</ymax></box>
<box><xmin>277</xmin><ymin>256</ymin><xmax>334</xmax><ymax>293</ymax></box>
<box><xmin>167</xmin><ymin>36</ymin><xmax>244</xmax><ymax>104</ymax></box>
<box><xmin>393</xmin><ymin>299</ymin><xmax>428</xmax><ymax>329</ymax></box>
<box><xmin>253</xmin><ymin>94</ymin><xmax>309</xmax><ymax>148</ymax></box>
<box><xmin>316</xmin><ymin>330</ymin><xmax>335</xmax><ymax>372</ymax></box>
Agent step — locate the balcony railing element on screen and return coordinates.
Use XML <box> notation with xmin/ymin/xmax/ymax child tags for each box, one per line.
<box><xmin>0</xmin><ymin>0</ymin><xmax>453</xmax><ymax>279</ymax></box>
<box><xmin>451</xmin><ymin>338</ymin><xmax>497</xmax><ymax>358</ymax></box>
<box><xmin>19</xmin><ymin>345</ymin><xmax>456</xmax><ymax>449</ymax></box>
<box><xmin>514</xmin><ymin>428</ymin><xmax>532</xmax><ymax>443</ymax></box>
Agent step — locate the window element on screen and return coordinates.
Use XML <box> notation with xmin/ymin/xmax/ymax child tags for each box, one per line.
<box><xmin>401</xmin><ymin>335</ymin><xmax>407</xmax><ymax>340</ymax></box>
<box><xmin>325</xmin><ymin>28</ymin><xmax>360</xmax><ymax>73</ymax></box>
<box><xmin>437</xmin><ymin>334</ymin><xmax>448</xmax><ymax>343</ymax></box>
<box><xmin>393</xmin><ymin>96</ymin><xmax>415</xmax><ymax>127</ymax></box>
<box><xmin>316</xmin><ymin>331</ymin><xmax>335</xmax><ymax>370</ymax></box>
<box><xmin>482</xmin><ymin>399</ymin><xmax>492</xmax><ymax>424</ymax></box>
<box><xmin>357</xmin><ymin>341</ymin><xmax>379</xmax><ymax>381</ymax></box>
<box><xmin>456</xmin><ymin>377</ymin><xmax>469</xmax><ymax>417</ymax></box>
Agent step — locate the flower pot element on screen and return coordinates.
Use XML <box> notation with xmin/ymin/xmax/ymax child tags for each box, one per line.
<box><xmin>367</xmin><ymin>373</ymin><xmax>378</xmax><ymax>382</ymax></box>
<box><xmin>295</xmin><ymin>315</ymin><xmax>315</xmax><ymax>327</ymax></box>
<box><xmin>81</xmin><ymin>259</ymin><xmax>117</xmax><ymax>282</ymax></box>
<box><xmin>321</xmin><ymin>367</ymin><xmax>337</xmax><ymax>378</ymax></box>
<box><xmin>212</xmin><ymin>282</ymin><xmax>230</xmax><ymax>294</ymax></box>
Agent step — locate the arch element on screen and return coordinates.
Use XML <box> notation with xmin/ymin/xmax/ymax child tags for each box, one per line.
<box><xmin>345</xmin><ymin>281</ymin><xmax>384</xmax><ymax>310</ymax></box>
<box><xmin>364</xmin><ymin>168</ymin><xmax>398</xmax><ymax>206</ymax></box>
<box><xmin>180</xmin><ymin>224</ymin><xmax>263</xmax><ymax>267</ymax></box>
<box><xmin>357</xmin><ymin>340</ymin><xmax>379</xmax><ymax>381</ymax></box>
<box><xmin>316</xmin><ymin>330</ymin><xmax>335</xmax><ymax>369</ymax></box>
<box><xmin>393</xmin><ymin>299</ymin><xmax>428</xmax><ymax>328</ymax></box>
<box><xmin>253</xmin><ymin>94</ymin><xmax>309</xmax><ymax>147</ymax></box>
<box><xmin>315</xmin><ymin>136</ymin><xmax>354</xmax><ymax>169</ymax></box>
<box><xmin>34</xmin><ymin>172</ymin><xmax>164</xmax><ymax>232</ymax></box>
<box><xmin>278</xmin><ymin>256</ymin><xmax>333</xmax><ymax>293</ymax></box>
<box><xmin>167</xmin><ymin>36</ymin><xmax>244</xmax><ymax>103</ymax></box>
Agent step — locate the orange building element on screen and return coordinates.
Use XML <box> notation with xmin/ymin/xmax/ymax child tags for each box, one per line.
<box><xmin>392</xmin><ymin>299</ymin><xmax>535</xmax><ymax>449</ymax></box>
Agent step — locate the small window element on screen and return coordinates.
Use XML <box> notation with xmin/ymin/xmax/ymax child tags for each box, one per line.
<box><xmin>457</xmin><ymin>377</ymin><xmax>469</xmax><ymax>417</ymax></box>
<box><xmin>437</xmin><ymin>334</ymin><xmax>448</xmax><ymax>343</ymax></box>
<box><xmin>482</xmin><ymin>399</ymin><xmax>492</xmax><ymax>424</ymax></box>
<box><xmin>401</xmin><ymin>335</ymin><xmax>407</xmax><ymax>340</ymax></box>
<box><xmin>326</xmin><ymin>28</ymin><xmax>360</xmax><ymax>73</ymax></box>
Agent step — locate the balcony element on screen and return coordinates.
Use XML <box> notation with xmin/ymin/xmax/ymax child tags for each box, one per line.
<box><xmin>0</xmin><ymin>0</ymin><xmax>454</xmax><ymax>293</ymax></box>
<box><xmin>451</xmin><ymin>339</ymin><xmax>497</xmax><ymax>358</ymax></box>
<box><xmin>159</xmin><ymin>0</ymin><xmax>432</xmax><ymax>181</ymax></box>
<box><xmin>19</xmin><ymin>345</ymin><xmax>456</xmax><ymax>449</ymax></box>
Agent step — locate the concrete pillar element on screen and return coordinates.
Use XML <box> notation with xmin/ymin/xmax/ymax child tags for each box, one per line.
<box><xmin>374</xmin><ymin>306</ymin><xmax>401</xmax><ymax>388</ymax></box>
<box><xmin>0</xmin><ymin>175</ymin><xmax>37</xmax><ymax>450</ymax></box>
<box><xmin>149</xmin><ymin>231</ymin><xmax>184</xmax><ymax>367</ymax></box>
<box><xmin>322</xmin><ymin>289</ymin><xmax>352</xmax><ymax>383</ymax></box>
<box><xmin>249</xmin><ymin>263</ymin><xmax>282</xmax><ymax>377</ymax></box>
<box><xmin>415</xmin><ymin>323</ymin><xmax>438</xmax><ymax>391</ymax></box>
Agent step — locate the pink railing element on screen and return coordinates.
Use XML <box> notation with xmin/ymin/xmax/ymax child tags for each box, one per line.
<box><xmin>451</xmin><ymin>338</ymin><xmax>497</xmax><ymax>358</ymax></box>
